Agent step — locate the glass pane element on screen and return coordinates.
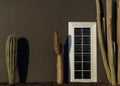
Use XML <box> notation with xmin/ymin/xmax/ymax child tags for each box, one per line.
<box><xmin>83</xmin><ymin>62</ymin><xmax>91</xmax><ymax>70</ymax></box>
<box><xmin>83</xmin><ymin>71</ymin><xmax>91</xmax><ymax>79</ymax></box>
<box><xmin>83</xmin><ymin>37</ymin><xmax>90</xmax><ymax>44</ymax></box>
<box><xmin>83</xmin><ymin>45</ymin><xmax>90</xmax><ymax>53</ymax></box>
<box><xmin>75</xmin><ymin>45</ymin><xmax>82</xmax><ymax>53</ymax></box>
<box><xmin>74</xmin><ymin>28</ymin><xmax>82</xmax><ymax>35</ymax></box>
<box><xmin>75</xmin><ymin>71</ymin><xmax>82</xmax><ymax>79</ymax></box>
<box><xmin>75</xmin><ymin>62</ymin><xmax>82</xmax><ymax>70</ymax></box>
<box><xmin>75</xmin><ymin>37</ymin><xmax>82</xmax><ymax>44</ymax></box>
<box><xmin>83</xmin><ymin>54</ymin><xmax>90</xmax><ymax>61</ymax></box>
<box><xmin>75</xmin><ymin>54</ymin><xmax>82</xmax><ymax>61</ymax></box>
<box><xmin>83</xmin><ymin>28</ymin><xmax>90</xmax><ymax>35</ymax></box>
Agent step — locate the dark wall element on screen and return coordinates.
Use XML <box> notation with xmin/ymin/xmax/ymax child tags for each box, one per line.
<box><xmin>0</xmin><ymin>0</ymin><xmax>106</xmax><ymax>82</ymax></box>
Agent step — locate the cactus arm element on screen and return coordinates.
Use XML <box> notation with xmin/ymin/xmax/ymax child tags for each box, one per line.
<box><xmin>95</xmin><ymin>0</ymin><xmax>111</xmax><ymax>83</ymax></box>
<box><xmin>117</xmin><ymin>0</ymin><xmax>120</xmax><ymax>84</ymax></box>
<box><xmin>106</xmin><ymin>0</ymin><xmax>116</xmax><ymax>85</ymax></box>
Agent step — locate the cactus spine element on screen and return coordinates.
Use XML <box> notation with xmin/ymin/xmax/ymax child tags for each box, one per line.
<box><xmin>6</xmin><ymin>35</ymin><xmax>17</xmax><ymax>85</ymax></box>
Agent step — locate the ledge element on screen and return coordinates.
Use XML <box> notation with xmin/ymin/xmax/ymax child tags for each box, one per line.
<box><xmin>0</xmin><ymin>82</ymin><xmax>111</xmax><ymax>86</ymax></box>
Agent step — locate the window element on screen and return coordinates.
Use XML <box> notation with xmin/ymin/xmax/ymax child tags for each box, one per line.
<box><xmin>68</xmin><ymin>22</ymin><xmax>97</xmax><ymax>82</ymax></box>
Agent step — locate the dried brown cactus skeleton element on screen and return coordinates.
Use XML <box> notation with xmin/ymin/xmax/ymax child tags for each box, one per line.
<box><xmin>54</xmin><ymin>31</ymin><xmax>63</xmax><ymax>84</ymax></box>
<box><xmin>96</xmin><ymin>0</ymin><xmax>120</xmax><ymax>85</ymax></box>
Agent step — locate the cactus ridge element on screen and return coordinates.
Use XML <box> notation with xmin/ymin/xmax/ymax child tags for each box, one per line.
<box><xmin>6</xmin><ymin>35</ymin><xmax>17</xmax><ymax>85</ymax></box>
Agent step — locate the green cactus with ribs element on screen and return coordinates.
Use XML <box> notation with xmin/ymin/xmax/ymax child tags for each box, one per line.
<box><xmin>6</xmin><ymin>35</ymin><xmax>17</xmax><ymax>85</ymax></box>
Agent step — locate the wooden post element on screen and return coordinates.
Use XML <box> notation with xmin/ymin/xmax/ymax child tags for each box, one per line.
<box><xmin>106</xmin><ymin>0</ymin><xmax>116</xmax><ymax>85</ymax></box>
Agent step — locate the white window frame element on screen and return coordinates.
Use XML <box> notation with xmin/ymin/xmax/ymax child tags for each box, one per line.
<box><xmin>68</xmin><ymin>22</ymin><xmax>97</xmax><ymax>82</ymax></box>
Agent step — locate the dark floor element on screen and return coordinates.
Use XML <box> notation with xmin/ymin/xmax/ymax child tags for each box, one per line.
<box><xmin>0</xmin><ymin>82</ymin><xmax>113</xmax><ymax>86</ymax></box>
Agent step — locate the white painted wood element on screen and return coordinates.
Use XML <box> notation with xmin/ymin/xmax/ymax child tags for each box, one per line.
<box><xmin>68</xmin><ymin>22</ymin><xmax>97</xmax><ymax>82</ymax></box>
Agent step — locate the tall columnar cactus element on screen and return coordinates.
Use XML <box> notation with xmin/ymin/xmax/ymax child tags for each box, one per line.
<box><xmin>95</xmin><ymin>0</ymin><xmax>116</xmax><ymax>85</ymax></box>
<box><xmin>6</xmin><ymin>35</ymin><xmax>17</xmax><ymax>85</ymax></box>
<box><xmin>54</xmin><ymin>31</ymin><xmax>63</xmax><ymax>84</ymax></box>
<box><xmin>106</xmin><ymin>0</ymin><xmax>116</xmax><ymax>85</ymax></box>
<box><xmin>95</xmin><ymin>0</ymin><xmax>111</xmax><ymax>83</ymax></box>
<box><xmin>117</xmin><ymin>0</ymin><xmax>120</xmax><ymax>84</ymax></box>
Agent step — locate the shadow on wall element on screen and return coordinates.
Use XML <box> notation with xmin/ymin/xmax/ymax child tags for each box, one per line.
<box><xmin>64</xmin><ymin>35</ymin><xmax>71</xmax><ymax>83</ymax></box>
<box><xmin>17</xmin><ymin>37</ymin><xmax>30</xmax><ymax>83</ymax></box>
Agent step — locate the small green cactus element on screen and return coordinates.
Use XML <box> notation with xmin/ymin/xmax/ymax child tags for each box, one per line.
<box><xmin>6</xmin><ymin>35</ymin><xmax>17</xmax><ymax>85</ymax></box>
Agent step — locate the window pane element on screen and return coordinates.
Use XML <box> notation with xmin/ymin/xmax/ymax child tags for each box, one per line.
<box><xmin>75</xmin><ymin>45</ymin><xmax>82</xmax><ymax>53</ymax></box>
<box><xmin>75</xmin><ymin>71</ymin><xmax>82</xmax><ymax>79</ymax></box>
<box><xmin>74</xmin><ymin>28</ymin><xmax>82</xmax><ymax>35</ymax></box>
<box><xmin>75</xmin><ymin>37</ymin><xmax>82</xmax><ymax>44</ymax></box>
<box><xmin>75</xmin><ymin>54</ymin><xmax>82</xmax><ymax>61</ymax></box>
<box><xmin>83</xmin><ymin>45</ymin><xmax>90</xmax><ymax>53</ymax></box>
<box><xmin>75</xmin><ymin>62</ymin><xmax>82</xmax><ymax>70</ymax></box>
<box><xmin>83</xmin><ymin>54</ymin><xmax>90</xmax><ymax>61</ymax></box>
<box><xmin>83</xmin><ymin>71</ymin><xmax>91</xmax><ymax>79</ymax></box>
<box><xmin>83</xmin><ymin>37</ymin><xmax>90</xmax><ymax>44</ymax></box>
<box><xmin>83</xmin><ymin>62</ymin><xmax>91</xmax><ymax>70</ymax></box>
<box><xmin>83</xmin><ymin>28</ymin><xmax>90</xmax><ymax>35</ymax></box>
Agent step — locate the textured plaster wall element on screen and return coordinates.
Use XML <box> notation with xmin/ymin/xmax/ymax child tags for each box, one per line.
<box><xmin>0</xmin><ymin>0</ymin><xmax>106</xmax><ymax>82</ymax></box>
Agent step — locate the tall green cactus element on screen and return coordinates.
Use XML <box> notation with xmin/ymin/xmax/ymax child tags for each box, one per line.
<box><xmin>6</xmin><ymin>35</ymin><xmax>17</xmax><ymax>85</ymax></box>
